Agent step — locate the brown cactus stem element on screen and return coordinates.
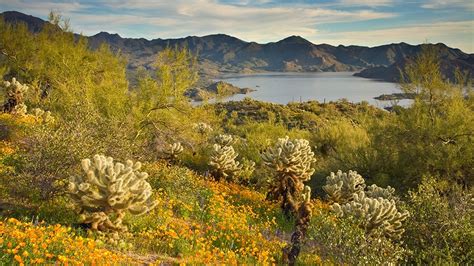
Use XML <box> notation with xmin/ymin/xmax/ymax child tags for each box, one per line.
<box><xmin>284</xmin><ymin>196</ymin><xmax>313</xmax><ymax>265</ymax></box>
<box><xmin>211</xmin><ymin>169</ymin><xmax>224</xmax><ymax>181</ymax></box>
<box><xmin>2</xmin><ymin>98</ymin><xmax>17</xmax><ymax>113</ymax></box>
<box><xmin>280</xmin><ymin>174</ymin><xmax>304</xmax><ymax>219</ymax></box>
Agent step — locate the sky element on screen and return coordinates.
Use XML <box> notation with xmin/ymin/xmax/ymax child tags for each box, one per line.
<box><xmin>1</xmin><ymin>0</ymin><xmax>473</xmax><ymax>52</ymax></box>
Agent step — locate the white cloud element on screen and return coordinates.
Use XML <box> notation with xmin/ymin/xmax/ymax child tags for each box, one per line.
<box><xmin>0</xmin><ymin>0</ymin><xmax>396</xmax><ymax>40</ymax></box>
<box><xmin>421</xmin><ymin>0</ymin><xmax>474</xmax><ymax>11</ymax></box>
<box><xmin>9</xmin><ymin>0</ymin><xmax>471</xmax><ymax>53</ymax></box>
<box><xmin>0</xmin><ymin>0</ymin><xmax>85</xmax><ymax>15</ymax></box>
<box><xmin>336</xmin><ymin>0</ymin><xmax>394</xmax><ymax>7</ymax></box>
<box><xmin>315</xmin><ymin>20</ymin><xmax>474</xmax><ymax>52</ymax></box>
<box><xmin>63</xmin><ymin>0</ymin><xmax>396</xmax><ymax>43</ymax></box>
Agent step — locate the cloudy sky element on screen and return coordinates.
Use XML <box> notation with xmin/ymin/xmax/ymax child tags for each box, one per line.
<box><xmin>1</xmin><ymin>0</ymin><xmax>473</xmax><ymax>52</ymax></box>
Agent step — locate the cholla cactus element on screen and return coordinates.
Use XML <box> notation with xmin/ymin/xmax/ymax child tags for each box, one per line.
<box><xmin>214</xmin><ymin>134</ymin><xmax>234</xmax><ymax>146</ymax></box>
<box><xmin>366</xmin><ymin>184</ymin><xmax>398</xmax><ymax>202</ymax></box>
<box><xmin>332</xmin><ymin>191</ymin><xmax>409</xmax><ymax>239</ymax></box>
<box><xmin>284</xmin><ymin>186</ymin><xmax>314</xmax><ymax>265</ymax></box>
<box><xmin>31</xmin><ymin>107</ymin><xmax>55</xmax><ymax>123</ymax></box>
<box><xmin>209</xmin><ymin>144</ymin><xmax>241</xmax><ymax>180</ymax></box>
<box><xmin>262</xmin><ymin>136</ymin><xmax>316</xmax><ymax>181</ymax></box>
<box><xmin>2</xmin><ymin>78</ymin><xmax>28</xmax><ymax>113</ymax></box>
<box><xmin>11</xmin><ymin>103</ymin><xmax>27</xmax><ymax>116</ymax></box>
<box><xmin>68</xmin><ymin>155</ymin><xmax>157</xmax><ymax>232</ymax></box>
<box><xmin>323</xmin><ymin>170</ymin><xmax>366</xmax><ymax>203</ymax></box>
<box><xmin>262</xmin><ymin>136</ymin><xmax>316</xmax><ymax>217</ymax></box>
<box><xmin>194</xmin><ymin>122</ymin><xmax>213</xmax><ymax>135</ymax></box>
<box><xmin>163</xmin><ymin>142</ymin><xmax>183</xmax><ymax>163</ymax></box>
<box><xmin>295</xmin><ymin>186</ymin><xmax>313</xmax><ymax>230</ymax></box>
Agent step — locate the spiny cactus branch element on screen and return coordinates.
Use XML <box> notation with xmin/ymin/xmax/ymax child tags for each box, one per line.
<box><xmin>323</xmin><ymin>170</ymin><xmax>366</xmax><ymax>204</ymax></box>
<box><xmin>262</xmin><ymin>136</ymin><xmax>316</xmax><ymax>217</ymax></box>
<box><xmin>69</xmin><ymin>154</ymin><xmax>157</xmax><ymax>232</ymax></box>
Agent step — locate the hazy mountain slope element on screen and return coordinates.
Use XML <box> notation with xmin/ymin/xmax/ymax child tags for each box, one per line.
<box><xmin>355</xmin><ymin>54</ymin><xmax>474</xmax><ymax>82</ymax></box>
<box><xmin>1</xmin><ymin>11</ymin><xmax>473</xmax><ymax>80</ymax></box>
<box><xmin>1</xmin><ymin>11</ymin><xmax>48</xmax><ymax>32</ymax></box>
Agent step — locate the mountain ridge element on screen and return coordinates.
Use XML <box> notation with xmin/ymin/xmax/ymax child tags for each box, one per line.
<box><xmin>1</xmin><ymin>11</ymin><xmax>473</xmax><ymax>81</ymax></box>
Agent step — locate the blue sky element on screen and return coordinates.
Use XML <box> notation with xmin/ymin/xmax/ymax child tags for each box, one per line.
<box><xmin>1</xmin><ymin>0</ymin><xmax>473</xmax><ymax>52</ymax></box>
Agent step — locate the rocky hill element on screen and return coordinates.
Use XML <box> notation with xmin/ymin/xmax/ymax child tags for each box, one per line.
<box><xmin>1</xmin><ymin>11</ymin><xmax>473</xmax><ymax>81</ymax></box>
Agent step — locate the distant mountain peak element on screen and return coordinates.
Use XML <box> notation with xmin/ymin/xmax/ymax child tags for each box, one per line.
<box><xmin>94</xmin><ymin>31</ymin><xmax>121</xmax><ymax>37</ymax></box>
<box><xmin>1</xmin><ymin>10</ymin><xmax>47</xmax><ymax>32</ymax></box>
<box><xmin>202</xmin><ymin>33</ymin><xmax>245</xmax><ymax>40</ymax></box>
<box><xmin>204</xmin><ymin>33</ymin><xmax>236</xmax><ymax>38</ymax></box>
<box><xmin>92</xmin><ymin>31</ymin><xmax>123</xmax><ymax>42</ymax></box>
<box><xmin>278</xmin><ymin>35</ymin><xmax>313</xmax><ymax>45</ymax></box>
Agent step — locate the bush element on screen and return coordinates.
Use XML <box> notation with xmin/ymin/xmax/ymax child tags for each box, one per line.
<box><xmin>354</xmin><ymin>48</ymin><xmax>474</xmax><ymax>191</ymax></box>
<box><xmin>306</xmin><ymin>209</ymin><xmax>406</xmax><ymax>264</ymax></box>
<box><xmin>0</xmin><ymin>114</ymin><xmax>142</xmax><ymax>223</ymax></box>
<box><xmin>403</xmin><ymin>178</ymin><xmax>474</xmax><ymax>264</ymax></box>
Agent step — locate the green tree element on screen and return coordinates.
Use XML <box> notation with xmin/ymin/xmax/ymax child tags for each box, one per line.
<box><xmin>0</xmin><ymin>13</ymin><xmax>129</xmax><ymax>120</ymax></box>
<box><xmin>154</xmin><ymin>46</ymin><xmax>198</xmax><ymax>104</ymax></box>
<box><xmin>130</xmin><ymin>47</ymin><xmax>220</xmax><ymax>162</ymax></box>
<box><xmin>360</xmin><ymin>47</ymin><xmax>474</xmax><ymax>189</ymax></box>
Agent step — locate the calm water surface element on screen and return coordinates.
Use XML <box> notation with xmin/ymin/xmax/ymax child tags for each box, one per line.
<box><xmin>214</xmin><ymin>72</ymin><xmax>409</xmax><ymax>108</ymax></box>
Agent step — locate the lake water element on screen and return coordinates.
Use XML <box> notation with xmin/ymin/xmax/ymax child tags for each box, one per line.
<box><xmin>214</xmin><ymin>72</ymin><xmax>410</xmax><ymax>108</ymax></box>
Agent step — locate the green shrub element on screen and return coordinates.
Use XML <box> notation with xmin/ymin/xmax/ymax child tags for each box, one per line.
<box><xmin>307</xmin><ymin>209</ymin><xmax>406</xmax><ymax>264</ymax></box>
<box><xmin>352</xmin><ymin>48</ymin><xmax>474</xmax><ymax>191</ymax></box>
<box><xmin>0</xmin><ymin>115</ymin><xmax>141</xmax><ymax>218</ymax></box>
<box><xmin>0</xmin><ymin>16</ymin><xmax>130</xmax><ymax>120</ymax></box>
<box><xmin>403</xmin><ymin>177</ymin><xmax>474</xmax><ymax>264</ymax></box>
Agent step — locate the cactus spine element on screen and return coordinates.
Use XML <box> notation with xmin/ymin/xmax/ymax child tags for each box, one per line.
<box><xmin>11</xmin><ymin>103</ymin><xmax>27</xmax><ymax>116</ymax></box>
<box><xmin>68</xmin><ymin>154</ymin><xmax>157</xmax><ymax>232</ymax></box>
<box><xmin>2</xmin><ymin>78</ymin><xmax>28</xmax><ymax>114</ymax></box>
<box><xmin>261</xmin><ymin>136</ymin><xmax>316</xmax><ymax>217</ymax></box>
<box><xmin>323</xmin><ymin>170</ymin><xmax>366</xmax><ymax>203</ymax></box>
<box><xmin>331</xmin><ymin>191</ymin><xmax>409</xmax><ymax>239</ymax></box>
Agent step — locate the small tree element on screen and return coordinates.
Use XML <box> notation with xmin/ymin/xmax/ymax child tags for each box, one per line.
<box><xmin>155</xmin><ymin>46</ymin><xmax>198</xmax><ymax>104</ymax></box>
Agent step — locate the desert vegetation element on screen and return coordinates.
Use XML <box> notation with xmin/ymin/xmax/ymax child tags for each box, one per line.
<box><xmin>0</xmin><ymin>14</ymin><xmax>473</xmax><ymax>265</ymax></box>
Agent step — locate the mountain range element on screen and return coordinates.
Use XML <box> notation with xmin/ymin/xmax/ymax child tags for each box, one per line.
<box><xmin>1</xmin><ymin>11</ymin><xmax>473</xmax><ymax>82</ymax></box>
